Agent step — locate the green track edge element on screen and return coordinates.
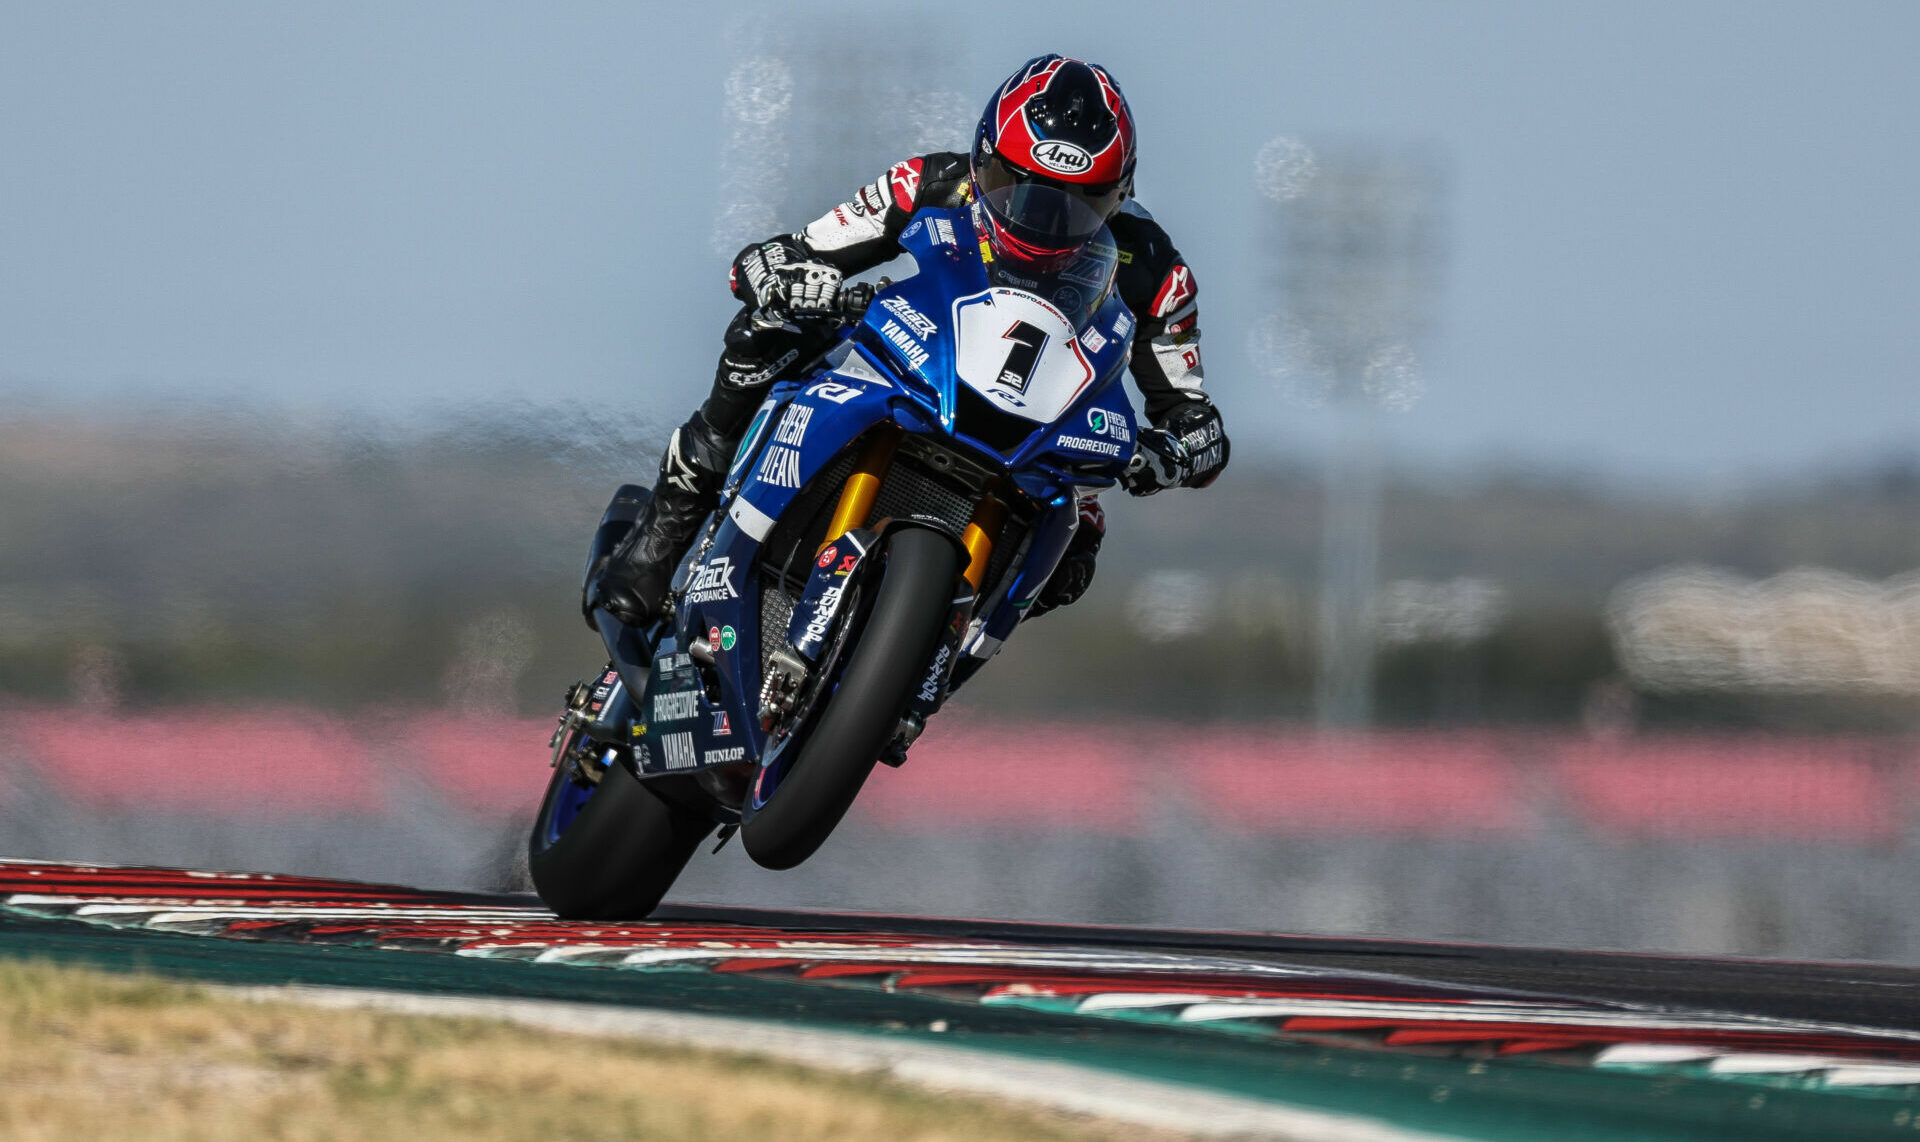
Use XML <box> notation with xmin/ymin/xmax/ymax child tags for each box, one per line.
<box><xmin>4</xmin><ymin>908</ymin><xmax>1915</xmax><ymax>1141</ymax></box>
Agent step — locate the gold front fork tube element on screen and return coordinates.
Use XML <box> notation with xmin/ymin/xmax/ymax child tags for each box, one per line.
<box><xmin>960</xmin><ymin>494</ymin><xmax>1008</xmax><ymax>591</ymax></box>
<box><xmin>819</xmin><ymin>426</ymin><xmax>901</xmax><ymax>554</ymax></box>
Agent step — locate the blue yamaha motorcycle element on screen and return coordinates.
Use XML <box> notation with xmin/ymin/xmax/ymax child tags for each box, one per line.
<box><xmin>530</xmin><ymin>201</ymin><xmax>1139</xmax><ymax>919</ymax></box>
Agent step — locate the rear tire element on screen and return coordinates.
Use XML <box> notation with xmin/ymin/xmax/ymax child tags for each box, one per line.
<box><xmin>528</xmin><ymin>762</ymin><xmax>714</xmax><ymax>920</ymax></box>
<box><xmin>741</xmin><ymin>527</ymin><xmax>959</xmax><ymax>870</ymax></box>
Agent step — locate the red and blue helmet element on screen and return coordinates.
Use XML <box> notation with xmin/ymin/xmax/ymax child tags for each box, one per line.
<box><xmin>971</xmin><ymin>55</ymin><xmax>1136</xmax><ymax>271</ymax></box>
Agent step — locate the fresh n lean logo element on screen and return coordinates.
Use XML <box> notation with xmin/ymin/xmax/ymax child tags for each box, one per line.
<box><xmin>1087</xmin><ymin>407</ymin><xmax>1131</xmax><ymax>443</ymax></box>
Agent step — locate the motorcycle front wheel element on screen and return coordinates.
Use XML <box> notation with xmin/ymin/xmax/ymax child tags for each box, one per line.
<box><xmin>740</xmin><ymin>526</ymin><xmax>958</xmax><ymax>870</ymax></box>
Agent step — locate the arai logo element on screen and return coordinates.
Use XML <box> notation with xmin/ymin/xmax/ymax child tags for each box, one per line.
<box><xmin>1030</xmin><ymin>140</ymin><xmax>1093</xmax><ymax>175</ymax></box>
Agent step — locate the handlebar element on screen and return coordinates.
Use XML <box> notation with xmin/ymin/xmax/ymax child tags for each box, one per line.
<box><xmin>838</xmin><ymin>281</ymin><xmax>876</xmax><ymax>318</ymax></box>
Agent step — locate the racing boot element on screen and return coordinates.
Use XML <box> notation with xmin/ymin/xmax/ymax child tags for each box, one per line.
<box><xmin>585</xmin><ymin>409</ymin><xmax>734</xmax><ymax>628</ymax></box>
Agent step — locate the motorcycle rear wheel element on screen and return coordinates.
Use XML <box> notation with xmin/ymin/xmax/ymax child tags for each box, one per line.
<box><xmin>741</xmin><ymin>526</ymin><xmax>958</xmax><ymax>870</ymax></box>
<box><xmin>528</xmin><ymin>759</ymin><xmax>713</xmax><ymax>920</ymax></box>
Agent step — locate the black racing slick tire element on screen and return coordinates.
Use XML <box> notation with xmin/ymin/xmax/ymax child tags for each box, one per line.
<box><xmin>741</xmin><ymin>526</ymin><xmax>959</xmax><ymax>871</ymax></box>
<box><xmin>528</xmin><ymin>762</ymin><xmax>714</xmax><ymax>920</ymax></box>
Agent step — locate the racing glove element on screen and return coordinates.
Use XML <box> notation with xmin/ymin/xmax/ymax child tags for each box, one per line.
<box><xmin>734</xmin><ymin>240</ymin><xmax>843</xmax><ymax>327</ymax></box>
<box><xmin>1123</xmin><ymin>400</ymin><xmax>1230</xmax><ymax>496</ymax></box>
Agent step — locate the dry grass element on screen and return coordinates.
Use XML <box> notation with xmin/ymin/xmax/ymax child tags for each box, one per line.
<box><xmin>0</xmin><ymin>959</ymin><xmax>1185</xmax><ymax>1142</ymax></box>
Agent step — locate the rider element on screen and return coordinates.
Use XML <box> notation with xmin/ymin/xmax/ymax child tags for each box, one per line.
<box><xmin>587</xmin><ymin>54</ymin><xmax>1229</xmax><ymax>629</ymax></box>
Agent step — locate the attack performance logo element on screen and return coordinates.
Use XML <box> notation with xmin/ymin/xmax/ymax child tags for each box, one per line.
<box><xmin>684</xmin><ymin>556</ymin><xmax>738</xmax><ymax>604</ymax></box>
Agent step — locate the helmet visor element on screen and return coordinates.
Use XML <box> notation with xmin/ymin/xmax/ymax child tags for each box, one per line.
<box><xmin>974</xmin><ymin>151</ymin><xmax>1121</xmax><ymax>259</ymax></box>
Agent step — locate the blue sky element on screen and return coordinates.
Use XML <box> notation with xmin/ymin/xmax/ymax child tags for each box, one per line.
<box><xmin>3</xmin><ymin>1</ymin><xmax>1915</xmax><ymax>482</ymax></box>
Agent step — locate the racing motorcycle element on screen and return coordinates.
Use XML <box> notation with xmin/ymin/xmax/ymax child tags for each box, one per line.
<box><xmin>530</xmin><ymin>198</ymin><xmax>1141</xmax><ymax>919</ymax></box>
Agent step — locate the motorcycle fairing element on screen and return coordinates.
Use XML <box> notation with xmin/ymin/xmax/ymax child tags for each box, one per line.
<box><xmin>619</xmin><ymin>203</ymin><xmax>1144</xmax><ymax>783</ymax></box>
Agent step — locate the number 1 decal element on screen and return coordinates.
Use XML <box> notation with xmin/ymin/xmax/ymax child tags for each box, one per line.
<box><xmin>995</xmin><ymin>321</ymin><xmax>1050</xmax><ymax>394</ymax></box>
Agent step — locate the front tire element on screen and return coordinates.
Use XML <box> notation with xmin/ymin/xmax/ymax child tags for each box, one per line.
<box><xmin>741</xmin><ymin>527</ymin><xmax>959</xmax><ymax>870</ymax></box>
<box><xmin>528</xmin><ymin>761</ymin><xmax>714</xmax><ymax>920</ymax></box>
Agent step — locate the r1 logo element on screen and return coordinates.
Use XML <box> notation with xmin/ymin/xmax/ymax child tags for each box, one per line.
<box><xmin>804</xmin><ymin>381</ymin><xmax>864</xmax><ymax>404</ymax></box>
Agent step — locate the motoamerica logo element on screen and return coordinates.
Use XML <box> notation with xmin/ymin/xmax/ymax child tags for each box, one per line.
<box><xmin>1030</xmin><ymin>140</ymin><xmax>1093</xmax><ymax>175</ymax></box>
<box><xmin>685</xmin><ymin>556</ymin><xmax>738</xmax><ymax>604</ymax></box>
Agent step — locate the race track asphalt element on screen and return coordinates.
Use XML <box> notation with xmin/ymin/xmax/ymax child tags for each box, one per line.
<box><xmin>650</xmin><ymin>901</ymin><xmax>1920</xmax><ymax>1031</ymax></box>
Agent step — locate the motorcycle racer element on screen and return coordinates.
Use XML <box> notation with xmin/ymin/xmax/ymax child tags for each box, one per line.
<box><xmin>588</xmin><ymin>54</ymin><xmax>1230</xmax><ymax>631</ymax></box>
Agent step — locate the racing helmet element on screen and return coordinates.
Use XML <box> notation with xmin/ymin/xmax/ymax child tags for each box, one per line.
<box><xmin>970</xmin><ymin>55</ymin><xmax>1136</xmax><ymax>273</ymax></box>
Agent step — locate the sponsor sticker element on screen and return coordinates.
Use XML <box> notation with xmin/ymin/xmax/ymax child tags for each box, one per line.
<box><xmin>1060</xmin><ymin>256</ymin><xmax>1111</xmax><ymax>288</ymax></box>
<box><xmin>931</xmin><ymin>217</ymin><xmax>957</xmax><ymax>246</ymax></box>
<box><xmin>773</xmin><ymin>404</ymin><xmax>811</xmax><ymax>446</ymax></box>
<box><xmin>803</xmin><ymin>584</ymin><xmax>844</xmax><ymax>644</ymax></box>
<box><xmin>836</xmin><ymin>554</ymin><xmax>856</xmax><ymax>576</ymax></box>
<box><xmin>817</xmin><ymin>545</ymin><xmax>838</xmax><ymax>569</ymax></box>
<box><xmin>707</xmin><ymin>624</ymin><xmax>721</xmax><ymax>647</ymax></box>
<box><xmin>712</xmin><ymin>710</ymin><xmax>732</xmax><ymax>737</ymax></box>
<box><xmin>755</xmin><ymin>444</ymin><xmax>802</xmax><ymax>489</ymax></box>
<box><xmin>686</xmin><ymin>556</ymin><xmax>738</xmax><ymax>604</ymax></box>
<box><xmin>880</xmin><ymin>320</ymin><xmax>931</xmax><ymax>370</ymax></box>
<box><xmin>917</xmin><ymin>643</ymin><xmax>952</xmax><ymax>704</ymax></box>
<box><xmin>1055</xmin><ymin>434</ymin><xmax>1123</xmax><ymax>457</ymax></box>
<box><xmin>1081</xmin><ymin>326</ymin><xmax>1108</xmax><ymax>353</ymax></box>
<box><xmin>902</xmin><ymin>218</ymin><xmax>924</xmax><ymax>239</ymax></box>
<box><xmin>654</xmin><ymin>690</ymin><xmax>699</xmax><ymax>721</ymax></box>
<box><xmin>1030</xmin><ymin>139</ymin><xmax>1093</xmax><ymax>175</ymax></box>
<box><xmin>804</xmin><ymin>380</ymin><xmax>865</xmax><ymax>404</ymax></box>
<box><xmin>1052</xmin><ymin>285</ymin><xmax>1083</xmax><ymax>313</ymax></box>
<box><xmin>880</xmin><ymin>296</ymin><xmax>938</xmax><ymax>339</ymax></box>
<box><xmin>1087</xmin><ymin>407</ymin><xmax>1131</xmax><ymax>442</ymax></box>
<box><xmin>1113</xmin><ymin>311</ymin><xmax>1134</xmax><ymax>339</ymax></box>
<box><xmin>719</xmin><ymin>626</ymin><xmax>737</xmax><ymax>652</ymax></box>
<box><xmin>703</xmin><ymin>746</ymin><xmax>746</xmax><ymax>765</ymax></box>
<box><xmin>663</xmin><ymin>732</ymin><xmax>697</xmax><ymax>770</ymax></box>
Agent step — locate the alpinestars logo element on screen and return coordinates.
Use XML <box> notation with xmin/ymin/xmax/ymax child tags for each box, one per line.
<box><xmin>1151</xmin><ymin>265</ymin><xmax>1196</xmax><ymax>318</ymax></box>
<box><xmin>685</xmin><ymin>556</ymin><xmax>738</xmax><ymax>604</ymax></box>
<box><xmin>1030</xmin><ymin>140</ymin><xmax>1093</xmax><ymax>175</ymax></box>
<box><xmin>887</xmin><ymin>159</ymin><xmax>923</xmax><ymax>211</ymax></box>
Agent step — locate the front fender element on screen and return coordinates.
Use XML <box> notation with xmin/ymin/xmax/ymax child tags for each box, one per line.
<box><xmin>723</xmin><ymin>367</ymin><xmax>902</xmax><ymax>545</ymax></box>
<box><xmin>788</xmin><ymin>519</ymin><xmax>970</xmax><ymax>662</ymax></box>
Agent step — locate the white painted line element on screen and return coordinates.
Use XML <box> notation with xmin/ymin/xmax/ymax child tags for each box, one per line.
<box><xmin>1822</xmin><ymin>1065</ymin><xmax>1920</xmax><ymax>1087</ymax></box>
<box><xmin>1706</xmin><ymin>1054</ymin><xmax>1851</xmax><ymax>1075</ymax></box>
<box><xmin>1074</xmin><ymin>992</ymin><xmax>1223</xmax><ymax>1012</ymax></box>
<box><xmin>1595</xmin><ymin>1044</ymin><xmax>1723</xmax><ymax>1066</ymax></box>
<box><xmin>219</xmin><ymin>984</ymin><xmax>1468</xmax><ymax>1142</ymax></box>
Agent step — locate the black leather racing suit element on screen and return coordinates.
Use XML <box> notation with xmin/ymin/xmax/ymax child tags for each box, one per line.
<box><xmin>705</xmin><ymin>152</ymin><xmax>1213</xmax><ymax>451</ymax></box>
<box><xmin>593</xmin><ymin>151</ymin><xmax>1224</xmax><ymax>630</ymax></box>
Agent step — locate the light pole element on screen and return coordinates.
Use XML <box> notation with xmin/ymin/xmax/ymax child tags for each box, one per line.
<box><xmin>1253</xmin><ymin>140</ymin><xmax>1444</xmax><ymax>727</ymax></box>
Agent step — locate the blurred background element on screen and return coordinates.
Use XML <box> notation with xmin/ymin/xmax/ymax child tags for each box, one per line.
<box><xmin>4</xmin><ymin>1</ymin><xmax>1919</xmax><ymax>960</ymax></box>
